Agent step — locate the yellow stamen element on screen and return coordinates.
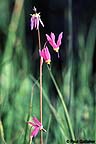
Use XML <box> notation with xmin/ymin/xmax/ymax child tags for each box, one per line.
<box><xmin>45</xmin><ymin>60</ymin><xmax>51</xmax><ymax>65</ymax></box>
<box><xmin>53</xmin><ymin>47</ymin><xmax>59</xmax><ymax>53</ymax></box>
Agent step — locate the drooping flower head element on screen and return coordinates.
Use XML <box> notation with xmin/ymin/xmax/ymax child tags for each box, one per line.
<box><xmin>39</xmin><ymin>45</ymin><xmax>51</xmax><ymax>65</ymax></box>
<box><xmin>28</xmin><ymin>117</ymin><xmax>46</xmax><ymax>139</ymax></box>
<box><xmin>46</xmin><ymin>32</ymin><xmax>63</xmax><ymax>54</ymax></box>
<box><xmin>30</xmin><ymin>6</ymin><xmax>44</xmax><ymax>30</ymax></box>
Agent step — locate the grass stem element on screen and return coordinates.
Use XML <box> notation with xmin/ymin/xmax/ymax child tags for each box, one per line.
<box><xmin>47</xmin><ymin>65</ymin><xmax>75</xmax><ymax>141</ymax></box>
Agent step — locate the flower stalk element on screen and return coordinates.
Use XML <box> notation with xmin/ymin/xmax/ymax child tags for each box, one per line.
<box><xmin>37</xmin><ymin>28</ymin><xmax>43</xmax><ymax>144</ymax></box>
<box><xmin>40</xmin><ymin>56</ymin><xmax>43</xmax><ymax>144</ymax></box>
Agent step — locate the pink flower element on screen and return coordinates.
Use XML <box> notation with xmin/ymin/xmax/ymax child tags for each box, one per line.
<box><xmin>30</xmin><ymin>7</ymin><xmax>44</xmax><ymax>30</ymax></box>
<box><xmin>39</xmin><ymin>46</ymin><xmax>51</xmax><ymax>64</ymax></box>
<box><xmin>46</xmin><ymin>32</ymin><xmax>63</xmax><ymax>53</ymax></box>
<box><xmin>28</xmin><ymin>117</ymin><xmax>46</xmax><ymax>139</ymax></box>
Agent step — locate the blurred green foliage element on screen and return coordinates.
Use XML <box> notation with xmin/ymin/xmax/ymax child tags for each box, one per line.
<box><xmin>0</xmin><ymin>0</ymin><xmax>96</xmax><ymax>144</ymax></box>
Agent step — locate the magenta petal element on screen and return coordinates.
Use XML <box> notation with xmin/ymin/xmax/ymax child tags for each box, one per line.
<box><xmin>31</xmin><ymin>17</ymin><xmax>34</xmax><ymax>30</ymax></box>
<box><xmin>50</xmin><ymin>32</ymin><xmax>55</xmax><ymax>41</ymax></box>
<box><xmin>57</xmin><ymin>32</ymin><xmax>63</xmax><ymax>46</ymax></box>
<box><xmin>31</xmin><ymin>126</ymin><xmax>39</xmax><ymax>138</ymax></box>
<box><xmin>46</xmin><ymin>34</ymin><xmax>52</xmax><ymax>42</ymax></box>
<box><xmin>46</xmin><ymin>34</ymin><xmax>57</xmax><ymax>48</ymax></box>
<box><xmin>34</xmin><ymin>18</ymin><xmax>37</xmax><ymax>28</ymax></box>
<box><xmin>33</xmin><ymin>117</ymin><xmax>42</xmax><ymax>126</ymax></box>
<box><xmin>44</xmin><ymin>46</ymin><xmax>51</xmax><ymax>60</ymax></box>
<box><xmin>46</xmin><ymin>33</ymin><xmax>57</xmax><ymax>48</ymax></box>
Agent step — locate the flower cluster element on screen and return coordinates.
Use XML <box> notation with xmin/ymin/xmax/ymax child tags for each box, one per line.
<box><xmin>30</xmin><ymin>6</ymin><xmax>63</xmax><ymax>64</ymax></box>
<box><xmin>46</xmin><ymin>32</ymin><xmax>63</xmax><ymax>53</ymax></box>
<box><xmin>28</xmin><ymin>6</ymin><xmax>63</xmax><ymax>141</ymax></box>
<box><xmin>39</xmin><ymin>46</ymin><xmax>51</xmax><ymax>65</ymax></box>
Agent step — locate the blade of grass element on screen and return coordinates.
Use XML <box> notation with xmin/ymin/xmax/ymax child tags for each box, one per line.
<box><xmin>0</xmin><ymin>0</ymin><xmax>24</xmax><ymax>112</ymax></box>
<box><xmin>45</xmin><ymin>115</ymin><xmax>52</xmax><ymax>144</ymax></box>
<box><xmin>47</xmin><ymin>66</ymin><xmax>75</xmax><ymax>141</ymax></box>
<box><xmin>0</xmin><ymin>120</ymin><xmax>7</xmax><ymax>144</ymax></box>
<box><xmin>23</xmin><ymin>78</ymin><xmax>40</xmax><ymax>144</ymax></box>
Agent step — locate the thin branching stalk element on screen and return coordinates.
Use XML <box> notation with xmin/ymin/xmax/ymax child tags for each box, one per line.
<box><xmin>47</xmin><ymin>66</ymin><xmax>75</xmax><ymax>141</ymax></box>
<box><xmin>38</xmin><ymin>29</ymin><xmax>41</xmax><ymax>50</ymax></box>
<box><xmin>40</xmin><ymin>57</ymin><xmax>43</xmax><ymax>144</ymax></box>
<box><xmin>37</xmin><ymin>29</ymin><xmax>43</xmax><ymax>144</ymax></box>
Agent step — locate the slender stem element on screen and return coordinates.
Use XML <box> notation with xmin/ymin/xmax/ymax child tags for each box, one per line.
<box><xmin>47</xmin><ymin>66</ymin><xmax>75</xmax><ymax>141</ymax></box>
<box><xmin>37</xmin><ymin>29</ymin><xmax>43</xmax><ymax>144</ymax></box>
<box><xmin>40</xmin><ymin>57</ymin><xmax>43</xmax><ymax>144</ymax></box>
<box><xmin>38</xmin><ymin>29</ymin><xmax>41</xmax><ymax>50</ymax></box>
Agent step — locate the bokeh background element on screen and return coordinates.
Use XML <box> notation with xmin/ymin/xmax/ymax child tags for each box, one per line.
<box><xmin>0</xmin><ymin>0</ymin><xmax>96</xmax><ymax>143</ymax></box>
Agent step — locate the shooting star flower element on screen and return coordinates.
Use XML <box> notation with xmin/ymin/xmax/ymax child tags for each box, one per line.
<box><xmin>28</xmin><ymin>117</ymin><xmax>46</xmax><ymax>139</ymax></box>
<box><xmin>39</xmin><ymin>45</ymin><xmax>51</xmax><ymax>64</ymax></box>
<box><xmin>30</xmin><ymin>6</ymin><xmax>44</xmax><ymax>30</ymax></box>
<box><xmin>46</xmin><ymin>32</ymin><xmax>63</xmax><ymax>57</ymax></box>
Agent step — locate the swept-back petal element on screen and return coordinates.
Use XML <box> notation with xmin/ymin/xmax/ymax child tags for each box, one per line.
<box><xmin>46</xmin><ymin>34</ymin><xmax>57</xmax><ymax>48</ymax></box>
<box><xmin>30</xmin><ymin>126</ymin><xmax>39</xmax><ymax>138</ymax></box>
<box><xmin>34</xmin><ymin>18</ymin><xmax>37</xmax><ymax>28</ymax></box>
<box><xmin>50</xmin><ymin>32</ymin><xmax>55</xmax><ymax>41</ymax></box>
<box><xmin>36</xmin><ymin>18</ymin><xmax>39</xmax><ymax>29</ymax></box>
<box><xmin>39</xmin><ymin>18</ymin><xmax>44</xmax><ymax>27</ymax></box>
<box><xmin>57</xmin><ymin>32</ymin><xmax>63</xmax><ymax>46</ymax></box>
<box><xmin>30</xmin><ymin>17</ymin><xmax>34</xmax><ymax>30</ymax></box>
<box><xmin>46</xmin><ymin>34</ymin><xmax>52</xmax><ymax>42</ymax></box>
<box><xmin>45</xmin><ymin>46</ymin><xmax>51</xmax><ymax>60</ymax></box>
<box><xmin>39</xmin><ymin>46</ymin><xmax>51</xmax><ymax>64</ymax></box>
<box><xmin>33</xmin><ymin>117</ymin><xmax>42</xmax><ymax>126</ymax></box>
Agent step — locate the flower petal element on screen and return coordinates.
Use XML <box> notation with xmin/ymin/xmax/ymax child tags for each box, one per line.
<box><xmin>36</xmin><ymin>18</ymin><xmax>39</xmax><ymax>29</ymax></box>
<box><xmin>30</xmin><ymin>126</ymin><xmax>39</xmax><ymax>138</ymax></box>
<box><xmin>30</xmin><ymin>17</ymin><xmax>34</xmax><ymax>30</ymax></box>
<box><xmin>50</xmin><ymin>32</ymin><xmax>55</xmax><ymax>41</ymax></box>
<box><xmin>44</xmin><ymin>46</ymin><xmax>51</xmax><ymax>61</ymax></box>
<box><xmin>57</xmin><ymin>32</ymin><xmax>63</xmax><ymax>46</ymax></box>
<box><xmin>46</xmin><ymin>34</ymin><xmax>57</xmax><ymax>48</ymax></box>
<box><xmin>39</xmin><ymin>18</ymin><xmax>44</xmax><ymax>27</ymax></box>
<box><xmin>34</xmin><ymin>18</ymin><xmax>37</xmax><ymax>28</ymax></box>
<box><xmin>46</xmin><ymin>34</ymin><xmax>52</xmax><ymax>42</ymax></box>
<box><xmin>33</xmin><ymin>117</ymin><xmax>42</xmax><ymax>126</ymax></box>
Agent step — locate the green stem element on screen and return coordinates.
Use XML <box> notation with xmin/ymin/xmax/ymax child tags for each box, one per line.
<box><xmin>23</xmin><ymin>79</ymin><xmax>38</xmax><ymax>144</ymax></box>
<box><xmin>23</xmin><ymin>87</ymin><xmax>33</xmax><ymax>144</ymax></box>
<box><xmin>47</xmin><ymin>66</ymin><xmax>75</xmax><ymax>140</ymax></box>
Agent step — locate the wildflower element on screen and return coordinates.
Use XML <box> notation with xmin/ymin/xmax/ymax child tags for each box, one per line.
<box><xmin>28</xmin><ymin>117</ymin><xmax>46</xmax><ymax>139</ymax></box>
<box><xmin>39</xmin><ymin>46</ymin><xmax>51</xmax><ymax>64</ymax></box>
<box><xmin>30</xmin><ymin>6</ymin><xmax>44</xmax><ymax>30</ymax></box>
<box><xmin>46</xmin><ymin>32</ymin><xmax>63</xmax><ymax>54</ymax></box>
